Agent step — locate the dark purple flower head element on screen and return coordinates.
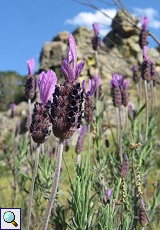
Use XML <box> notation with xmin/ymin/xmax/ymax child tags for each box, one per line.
<box><xmin>61</xmin><ymin>34</ymin><xmax>85</xmax><ymax>83</ymax></box>
<box><xmin>131</xmin><ymin>65</ymin><xmax>139</xmax><ymax>84</ymax></box>
<box><xmin>141</xmin><ymin>58</ymin><xmax>151</xmax><ymax>81</ymax></box>
<box><xmin>27</xmin><ymin>57</ymin><xmax>35</xmax><ymax>76</ymax></box>
<box><xmin>149</xmin><ymin>58</ymin><xmax>159</xmax><ymax>86</ymax></box>
<box><xmin>92</xmin><ymin>22</ymin><xmax>100</xmax><ymax>36</ymax></box>
<box><xmin>38</xmin><ymin>70</ymin><xmax>57</xmax><ymax>104</ymax></box>
<box><xmin>30</xmin><ymin>101</ymin><xmax>52</xmax><ymax>144</ymax></box>
<box><xmin>51</xmin><ymin>35</ymin><xmax>84</xmax><ymax>139</ymax></box>
<box><xmin>92</xmin><ymin>22</ymin><xmax>101</xmax><ymax>51</ymax></box>
<box><xmin>142</xmin><ymin>17</ymin><xmax>149</xmax><ymax>30</ymax></box>
<box><xmin>111</xmin><ymin>73</ymin><xmax>124</xmax><ymax>107</ymax></box>
<box><xmin>139</xmin><ymin>17</ymin><xmax>149</xmax><ymax>49</ymax></box>
<box><xmin>139</xmin><ymin>206</ymin><xmax>148</xmax><ymax>226</ymax></box>
<box><xmin>30</xmin><ymin>69</ymin><xmax>57</xmax><ymax>144</ymax></box>
<box><xmin>76</xmin><ymin>126</ymin><xmax>87</xmax><ymax>154</ymax></box>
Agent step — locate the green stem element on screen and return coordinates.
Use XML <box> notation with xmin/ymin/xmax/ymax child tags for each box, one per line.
<box><xmin>119</xmin><ymin>106</ymin><xmax>122</xmax><ymax>162</ymax></box>
<box><xmin>28</xmin><ymin>99</ymin><xmax>33</xmax><ymax>155</ymax></box>
<box><xmin>42</xmin><ymin>139</ymin><xmax>64</xmax><ymax>230</ymax></box>
<box><xmin>116</xmin><ymin>107</ymin><xmax>119</xmax><ymax>147</ymax></box>
<box><xmin>95</xmin><ymin>50</ymin><xmax>100</xmax><ymax>106</ymax></box>
<box><xmin>28</xmin><ymin>99</ymin><xmax>32</xmax><ymax>125</ymax></box>
<box><xmin>88</xmin><ymin>124</ymin><xmax>91</xmax><ymax>155</ymax></box>
<box><xmin>144</xmin><ymin>80</ymin><xmax>149</xmax><ymax>141</ymax></box>
<box><xmin>26</xmin><ymin>143</ymin><xmax>40</xmax><ymax>230</ymax></box>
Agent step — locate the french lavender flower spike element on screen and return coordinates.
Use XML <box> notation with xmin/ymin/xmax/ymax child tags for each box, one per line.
<box><xmin>27</xmin><ymin>57</ymin><xmax>35</xmax><ymax>76</ymax></box>
<box><xmin>93</xmin><ymin>22</ymin><xmax>100</xmax><ymax>36</ymax></box>
<box><xmin>69</xmin><ymin>34</ymin><xmax>77</xmax><ymax>73</ymax></box>
<box><xmin>61</xmin><ymin>60</ymin><xmax>74</xmax><ymax>82</ymax></box>
<box><xmin>38</xmin><ymin>70</ymin><xmax>57</xmax><ymax>104</ymax></box>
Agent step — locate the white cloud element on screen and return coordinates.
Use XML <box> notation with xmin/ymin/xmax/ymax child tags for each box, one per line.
<box><xmin>65</xmin><ymin>8</ymin><xmax>117</xmax><ymax>36</ymax></box>
<box><xmin>133</xmin><ymin>7</ymin><xmax>160</xmax><ymax>29</ymax></box>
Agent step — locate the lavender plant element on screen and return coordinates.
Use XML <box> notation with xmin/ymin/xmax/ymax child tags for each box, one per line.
<box><xmin>42</xmin><ymin>34</ymin><xmax>85</xmax><ymax>230</ymax></box>
<box><xmin>27</xmin><ymin>69</ymin><xmax>57</xmax><ymax>230</ymax></box>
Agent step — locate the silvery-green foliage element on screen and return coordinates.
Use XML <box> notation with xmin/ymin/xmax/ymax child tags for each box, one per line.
<box><xmin>68</xmin><ymin>154</ymin><xmax>96</xmax><ymax>229</ymax></box>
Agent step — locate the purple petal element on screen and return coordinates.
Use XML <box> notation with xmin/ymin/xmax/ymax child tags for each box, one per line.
<box><xmin>82</xmin><ymin>80</ymin><xmax>89</xmax><ymax>96</ymax></box>
<box><xmin>112</xmin><ymin>73</ymin><xmax>124</xmax><ymax>86</ymax></box>
<box><xmin>93</xmin><ymin>75</ymin><xmax>102</xmax><ymax>88</ymax></box>
<box><xmin>82</xmin><ymin>78</ymin><xmax>96</xmax><ymax>96</ymax></box>
<box><xmin>38</xmin><ymin>70</ymin><xmax>57</xmax><ymax>104</ymax></box>
<box><xmin>90</xmin><ymin>78</ymin><xmax>97</xmax><ymax>95</ymax></box>
<box><xmin>122</xmin><ymin>79</ymin><xmax>130</xmax><ymax>89</ymax></box>
<box><xmin>69</xmin><ymin>34</ymin><xmax>77</xmax><ymax>72</ymax></box>
<box><xmin>66</xmin><ymin>50</ymin><xmax>72</xmax><ymax>64</ymax></box>
<box><xmin>92</xmin><ymin>22</ymin><xmax>100</xmax><ymax>35</ymax></box>
<box><xmin>61</xmin><ymin>60</ymin><xmax>74</xmax><ymax>81</ymax></box>
<box><xmin>82</xmin><ymin>80</ymin><xmax>86</xmax><ymax>94</ymax></box>
<box><xmin>111</xmin><ymin>79</ymin><xmax>119</xmax><ymax>87</ymax></box>
<box><xmin>142</xmin><ymin>16</ymin><xmax>149</xmax><ymax>30</ymax></box>
<box><xmin>88</xmin><ymin>79</ymin><xmax>92</xmax><ymax>93</ymax></box>
<box><xmin>117</xmin><ymin>74</ymin><xmax>124</xmax><ymax>86</ymax></box>
<box><xmin>27</xmin><ymin>57</ymin><xmax>35</xmax><ymax>75</ymax></box>
<box><xmin>75</xmin><ymin>61</ymin><xmax>85</xmax><ymax>79</ymax></box>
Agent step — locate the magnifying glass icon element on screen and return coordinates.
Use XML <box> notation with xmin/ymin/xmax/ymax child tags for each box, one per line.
<box><xmin>3</xmin><ymin>211</ymin><xmax>18</xmax><ymax>227</ymax></box>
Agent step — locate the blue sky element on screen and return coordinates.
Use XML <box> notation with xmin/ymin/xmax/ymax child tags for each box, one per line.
<box><xmin>0</xmin><ymin>0</ymin><xmax>160</xmax><ymax>75</ymax></box>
